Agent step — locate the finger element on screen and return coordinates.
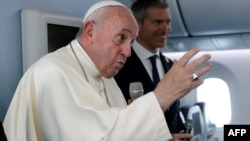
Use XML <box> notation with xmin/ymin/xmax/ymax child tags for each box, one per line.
<box><xmin>193</xmin><ymin>62</ymin><xmax>212</xmax><ymax>78</ymax></box>
<box><xmin>127</xmin><ymin>99</ymin><xmax>133</xmax><ymax>104</ymax></box>
<box><xmin>191</xmin><ymin>63</ymin><xmax>212</xmax><ymax>88</ymax></box>
<box><xmin>186</xmin><ymin>54</ymin><xmax>211</xmax><ymax>72</ymax></box>
<box><xmin>178</xmin><ymin>48</ymin><xmax>199</xmax><ymax>66</ymax></box>
<box><xmin>173</xmin><ymin>133</ymin><xmax>193</xmax><ymax>139</ymax></box>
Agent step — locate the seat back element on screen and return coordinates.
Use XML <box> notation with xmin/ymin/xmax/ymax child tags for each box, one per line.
<box><xmin>180</xmin><ymin>104</ymin><xmax>206</xmax><ymax>141</ymax></box>
<box><xmin>195</xmin><ymin>102</ymin><xmax>216</xmax><ymax>140</ymax></box>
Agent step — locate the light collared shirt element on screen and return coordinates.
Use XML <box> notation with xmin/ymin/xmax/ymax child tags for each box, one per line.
<box><xmin>132</xmin><ymin>40</ymin><xmax>165</xmax><ymax>81</ymax></box>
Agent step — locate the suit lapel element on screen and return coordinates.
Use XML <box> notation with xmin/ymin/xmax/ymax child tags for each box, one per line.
<box><xmin>159</xmin><ymin>52</ymin><xmax>173</xmax><ymax>73</ymax></box>
<box><xmin>129</xmin><ymin>49</ymin><xmax>155</xmax><ymax>94</ymax></box>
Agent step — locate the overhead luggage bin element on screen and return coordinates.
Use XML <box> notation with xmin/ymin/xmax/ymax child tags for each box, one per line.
<box><xmin>168</xmin><ymin>0</ymin><xmax>188</xmax><ymax>37</ymax></box>
<box><xmin>178</xmin><ymin>0</ymin><xmax>250</xmax><ymax>36</ymax></box>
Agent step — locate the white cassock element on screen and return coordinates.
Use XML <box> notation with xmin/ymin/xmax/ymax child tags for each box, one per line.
<box><xmin>3</xmin><ymin>39</ymin><xmax>172</xmax><ymax>141</ymax></box>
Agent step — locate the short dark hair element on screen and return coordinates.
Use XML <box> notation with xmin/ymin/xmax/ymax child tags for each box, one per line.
<box><xmin>131</xmin><ymin>0</ymin><xmax>169</xmax><ymax>22</ymax></box>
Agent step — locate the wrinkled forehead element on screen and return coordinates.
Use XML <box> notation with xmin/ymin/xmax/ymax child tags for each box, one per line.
<box><xmin>104</xmin><ymin>8</ymin><xmax>139</xmax><ymax>38</ymax></box>
<box><xmin>83</xmin><ymin>0</ymin><xmax>127</xmax><ymax>23</ymax></box>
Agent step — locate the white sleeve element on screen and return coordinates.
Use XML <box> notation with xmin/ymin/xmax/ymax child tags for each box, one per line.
<box><xmin>4</xmin><ymin>62</ymin><xmax>172</xmax><ymax>141</ymax></box>
<box><xmin>106</xmin><ymin>92</ymin><xmax>172</xmax><ymax>141</ymax></box>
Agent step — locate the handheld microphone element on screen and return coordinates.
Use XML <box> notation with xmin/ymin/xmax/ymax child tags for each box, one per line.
<box><xmin>183</xmin><ymin>119</ymin><xmax>193</xmax><ymax>141</ymax></box>
<box><xmin>129</xmin><ymin>82</ymin><xmax>144</xmax><ymax>100</ymax></box>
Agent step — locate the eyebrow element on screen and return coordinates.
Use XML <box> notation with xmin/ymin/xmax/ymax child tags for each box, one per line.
<box><xmin>121</xmin><ymin>28</ymin><xmax>132</xmax><ymax>34</ymax></box>
<box><xmin>121</xmin><ymin>28</ymin><xmax>137</xmax><ymax>38</ymax></box>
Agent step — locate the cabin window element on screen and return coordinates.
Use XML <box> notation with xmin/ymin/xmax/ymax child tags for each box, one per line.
<box><xmin>197</xmin><ymin>78</ymin><xmax>231</xmax><ymax>128</ymax></box>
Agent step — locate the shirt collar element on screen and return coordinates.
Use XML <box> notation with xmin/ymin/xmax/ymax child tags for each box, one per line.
<box><xmin>132</xmin><ymin>40</ymin><xmax>160</xmax><ymax>61</ymax></box>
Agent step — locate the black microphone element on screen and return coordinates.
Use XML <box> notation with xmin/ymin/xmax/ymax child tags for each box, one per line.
<box><xmin>129</xmin><ymin>82</ymin><xmax>144</xmax><ymax>100</ymax></box>
<box><xmin>183</xmin><ymin>119</ymin><xmax>193</xmax><ymax>141</ymax></box>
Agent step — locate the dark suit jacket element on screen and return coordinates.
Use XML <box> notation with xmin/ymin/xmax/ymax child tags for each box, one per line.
<box><xmin>114</xmin><ymin>48</ymin><xmax>184</xmax><ymax>133</ymax></box>
<box><xmin>0</xmin><ymin>121</ymin><xmax>7</xmax><ymax>141</ymax></box>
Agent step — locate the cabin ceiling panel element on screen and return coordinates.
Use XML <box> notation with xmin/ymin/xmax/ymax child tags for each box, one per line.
<box><xmin>178</xmin><ymin>0</ymin><xmax>250</xmax><ymax>36</ymax></box>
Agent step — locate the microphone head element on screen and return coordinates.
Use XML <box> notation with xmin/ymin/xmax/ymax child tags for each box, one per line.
<box><xmin>185</xmin><ymin>119</ymin><xmax>193</xmax><ymax>128</ymax></box>
<box><xmin>184</xmin><ymin>119</ymin><xmax>193</xmax><ymax>134</ymax></box>
<box><xmin>129</xmin><ymin>82</ymin><xmax>144</xmax><ymax>100</ymax></box>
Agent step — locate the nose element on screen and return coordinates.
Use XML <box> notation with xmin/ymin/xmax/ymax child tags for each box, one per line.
<box><xmin>121</xmin><ymin>43</ymin><xmax>131</xmax><ymax>58</ymax></box>
<box><xmin>167</xmin><ymin>24</ymin><xmax>171</xmax><ymax>33</ymax></box>
<box><xmin>162</xmin><ymin>22</ymin><xmax>171</xmax><ymax>34</ymax></box>
<box><xmin>168</xmin><ymin>24</ymin><xmax>171</xmax><ymax>33</ymax></box>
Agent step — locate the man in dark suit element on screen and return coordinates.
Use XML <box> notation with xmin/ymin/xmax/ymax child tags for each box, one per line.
<box><xmin>114</xmin><ymin>0</ymin><xmax>192</xmax><ymax>140</ymax></box>
<box><xmin>0</xmin><ymin>121</ymin><xmax>7</xmax><ymax>141</ymax></box>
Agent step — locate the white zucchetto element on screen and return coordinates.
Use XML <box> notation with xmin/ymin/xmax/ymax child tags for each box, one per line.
<box><xmin>83</xmin><ymin>0</ymin><xmax>127</xmax><ymax>23</ymax></box>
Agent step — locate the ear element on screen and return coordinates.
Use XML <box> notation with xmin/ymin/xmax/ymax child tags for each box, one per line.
<box><xmin>83</xmin><ymin>21</ymin><xmax>96</xmax><ymax>43</ymax></box>
<box><xmin>136</xmin><ymin>19</ymin><xmax>143</xmax><ymax>30</ymax></box>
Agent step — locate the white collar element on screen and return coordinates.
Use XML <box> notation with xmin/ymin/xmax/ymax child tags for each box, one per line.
<box><xmin>132</xmin><ymin>40</ymin><xmax>160</xmax><ymax>61</ymax></box>
<box><xmin>70</xmin><ymin>39</ymin><xmax>102</xmax><ymax>78</ymax></box>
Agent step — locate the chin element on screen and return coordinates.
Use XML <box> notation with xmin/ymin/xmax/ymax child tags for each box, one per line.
<box><xmin>154</xmin><ymin>41</ymin><xmax>166</xmax><ymax>48</ymax></box>
<box><xmin>158</xmin><ymin>45</ymin><xmax>166</xmax><ymax>48</ymax></box>
<box><xmin>103</xmin><ymin>74</ymin><xmax>113</xmax><ymax>79</ymax></box>
<box><xmin>106</xmin><ymin>71</ymin><xmax>119</xmax><ymax>78</ymax></box>
<box><xmin>154</xmin><ymin>44</ymin><xmax>165</xmax><ymax>48</ymax></box>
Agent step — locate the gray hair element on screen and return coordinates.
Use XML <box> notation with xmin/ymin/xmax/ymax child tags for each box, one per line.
<box><xmin>76</xmin><ymin>7</ymin><xmax>109</xmax><ymax>38</ymax></box>
<box><xmin>131</xmin><ymin>0</ymin><xmax>169</xmax><ymax>22</ymax></box>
